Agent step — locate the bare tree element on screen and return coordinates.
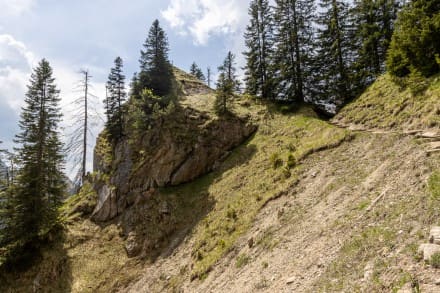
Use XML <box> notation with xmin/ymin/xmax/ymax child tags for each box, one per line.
<box><xmin>67</xmin><ymin>70</ymin><xmax>101</xmax><ymax>189</ymax></box>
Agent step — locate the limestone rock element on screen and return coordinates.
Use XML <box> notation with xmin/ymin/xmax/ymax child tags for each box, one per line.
<box><xmin>92</xmin><ymin>106</ymin><xmax>256</xmax><ymax>222</ymax></box>
<box><xmin>125</xmin><ymin>232</ymin><xmax>141</xmax><ymax>257</ymax></box>
<box><xmin>429</xmin><ymin>226</ymin><xmax>440</xmax><ymax>245</ymax></box>
<box><xmin>92</xmin><ymin>184</ymin><xmax>118</xmax><ymax>222</ymax></box>
<box><xmin>418</xmin><ymin>243</ymin><xmax>440</xmax><ymax>261</ymax></box>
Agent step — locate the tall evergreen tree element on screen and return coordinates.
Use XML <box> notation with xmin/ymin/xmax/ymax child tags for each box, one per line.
<box><xmin>244</xmin><ymin>0</ymin><xmax>275</xmax><ymax>99</ymax></box>
<box><xmin>313</xmin><ymin>0</ymin><xmax>353</xmax><ymax>105</ymax></box>
<box><xmin>351</xmin><ymin>0</ymin><xmax>400</xmax><ymax>88</ymax></box>
<box><xmin>272</xmin><ymin>0</ymin><xmax>315</xmax><ymax>103</ymax></box>
<box><xmin>138</xmin><ymin>19</ymin><xmax>173</xmax><ymax>97</ymax></box>
<box><xmin>215</xmin><ymin>52</ymin><xmax>240</xmax><ymax>114</ymax></box>
<box><xmin>387</xmin><ymin>0</ymin><xmax>440</xmax><ymax>77</ymax></box>
<box><xmin>106</xmin><ymin>57</ymin><xmax>127</xmax><ymax>141</ymax></box>
<box><xmin>189</xmin><ymin>62</ymin><xmax>206</xmax><ymax>81</ymax></box>
<box><xmin>9</xmin><ymin>59</ymin><xmax>65</xmax><ymax>259</ymax></box>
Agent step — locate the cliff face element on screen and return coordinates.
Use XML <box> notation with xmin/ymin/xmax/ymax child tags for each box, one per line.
<box><xmin>92</xmin><ymin>105</ymin><xmax>256</xmax><ymax>223</ymax></box>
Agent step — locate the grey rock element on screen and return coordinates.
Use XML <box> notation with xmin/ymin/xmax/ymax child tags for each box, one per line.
<box><xmin>418</xmin><ymin>243</ymin><xmax>440</xmax><ymax>261</ymax></box>
<box><xmin>92</xmin><ymin>184</ymin><xmax>118</xmax><ymax>222</ymax></box>
<box><xmin>125</xmin><ymin>232</ymin><xmax>141</xmax><ymax>258</ymax></box>
<box><xmin>429</xmin><ymin>226</ymin><xmax>440</xmax><ymax>245</ymax></box>
<box><xmin>92</xmin><ymin>110</ymin><xmax>256</xmax><ymax>222</ymax></box>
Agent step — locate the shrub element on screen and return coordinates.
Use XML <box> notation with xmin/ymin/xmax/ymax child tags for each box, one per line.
<box><xmin>270</xmin><ymin>153</ymin><xmax>283</xmax><ymax>169</ymax></box>
<box><xmin>430</xmin><ymin>252</ymin><xmax>440</xmax><ymax>268</ymax></box>
<box><xmin>236</xmin><ymin>254</ymin><xmax>250</xmax><ymax>268</ymax></box>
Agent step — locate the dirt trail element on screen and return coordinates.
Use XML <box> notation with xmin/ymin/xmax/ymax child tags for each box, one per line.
<box><xmin>125</xmin><ymin>127</ymin><xmax>439</xmax><ymax>292</ymax></box>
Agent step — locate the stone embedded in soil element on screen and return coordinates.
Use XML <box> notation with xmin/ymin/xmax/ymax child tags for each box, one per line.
<box><xmin>429</xmin><ymin>226</ymin><xmax>440</xmax><ymax>245</ymax></box>
<box><xmin>418</xmin><ymin>243</ymin><xmax>440</xmax><ymax>261</ymax></box>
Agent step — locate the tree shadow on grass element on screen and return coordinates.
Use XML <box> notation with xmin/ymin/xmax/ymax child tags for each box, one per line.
<box><xmin>0</xmin><ymin>229</ymin><xmax>72</xmax><ymax>292</ymax></box>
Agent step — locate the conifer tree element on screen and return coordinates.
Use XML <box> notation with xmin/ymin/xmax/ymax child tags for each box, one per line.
<box><xmin>215</xmin><ymin>52</ymin><xmax>240</xmax><ymax>114</ymax></box>
<box><xmin>138</xmin><ymin>19</ymin><xmax>173</xmax><ymax>98</ymax></box>
<box><xmin>351</xmin><ymin>0</ymin><xmax>400</xmax><ymax>88</ymax></box>
<box><xmin>313</xmin><ymin>0</ymin><xmax>353</xmax><ymax>105</ymax></box>
<box><xmin>106</xmin><ymin>57</ymin><xmax>127</xmax><ymax>141</ymax></box>
<box><xmin>207</xmin><ymin>67</ymin><xmax>212</xmax><ymax>88</ymax></box>
<box><xmin>387</xmin><ymin>0</ymin><xmax>440</xmax><ymax>77</ymax></box>
<box><xmin>244</xmin><ymin>0</ymin><xmax>275</xmax><ymax>99</ymax></box>
<box><xmin>272</xmin><ymin>0</ymin><xmax>315</xmax><ymax>103</ymax></box>
<box><xmin>9</xmin><ymin>59</ymin><xmax>65</xmax><ymax>259</ymax></box>
<box><xmin>189</xmin><ymin>62</ymin><xmax>206</xmax><ymax>81</ymax></box>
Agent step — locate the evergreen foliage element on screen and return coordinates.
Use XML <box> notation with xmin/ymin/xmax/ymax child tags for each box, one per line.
<box><xmin>2</xmin><ymin>59</ymin><xmax>65</xmax><ymax>264</ymax></box>
<box><xmin>351</xmin><ymin>0</ymin><xmax>400</xmax><ymax>90</ymax></box>
<box><xmin>137</xmin><ymin>19</ymin><xmax>174</xmax><ymax>97</ymax></box>
<box><xmin>215</xmin><ymin>52</ymin><xmax>240</xmax><ymax>114</ymax></box>
<box><xmin>312</xmin><ymin>0</ymin><xmax>354</xmax><ymax>106</ymax></box>
<box><xmin>207</xmin><ymin>67</ymin><xmax>212</xmax><ymax>88</ymax></box>
<box><xmin>272</xmin><ymin>0</ymin><xmax>315</xmax><ymax>103</ymax></box>
<box><xmin>387</xmin><ymin>0</ymin><xmax>440</xmax><ymax>77</ymax></box>
<box><xmin>189</xmin><ymin>62</ymin><xmax>206</xmax><ymax>81</ymax></box>
<box><xmin>106</xmin><ymin>57</ymin><xmax>127</xmax><ymax>141</ymax></box>
<box><xmin>244</xmin><ymin>0</ymin><xmax>275</xmax><ymax>99</ymax></box>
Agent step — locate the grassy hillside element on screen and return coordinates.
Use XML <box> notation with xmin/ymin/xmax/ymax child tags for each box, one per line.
<box><xmin>1</xmin><ymin>71</ymin><xmax>438</xmax><ymax>292</ymax></box>
<box><xmin>333</xmin><ymin>74</ymin><xmax>440</xmax><ymax>132</ymax></box>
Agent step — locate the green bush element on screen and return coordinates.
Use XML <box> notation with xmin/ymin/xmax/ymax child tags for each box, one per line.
<box><xmin>286</xmin><ymin>153</ymin><xmax>297</xmax><ymax>169</ymax></box>
<box><xmin>270</xmin><ymin>153</ymin><xmax>283</xmax><ymax>169</ymax></box>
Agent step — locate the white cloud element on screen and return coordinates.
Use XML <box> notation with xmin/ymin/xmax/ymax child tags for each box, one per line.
<box><xmin>0</xmin><ymin>0</ymin><xmax>35</xmax><ymax>18</ymax></box>
<box><xmin>162</xmin><ymin>0</ymin><xmax>249</xmax><ymax>45</ymax></box>
<box><xmin>0</xmin><ymin>34</ymin><xmax>105</xmax><ymax>176</ymax></box>
<box><xmin>0</xmin><ymin>34</ymin><xmax>36</xmax><ymax>111</ymax></box>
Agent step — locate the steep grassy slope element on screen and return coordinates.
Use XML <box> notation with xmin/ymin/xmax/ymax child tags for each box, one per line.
<box><xmin>128</xmin><ymin>131</ymin><xmax>439</xmax><ymax>293</ymax></box>
<box><xmin>333</xmin><ymin>74</ymin><xmax>440</xmax><ymax>132</ymax></box>
<box><xmin>1</xmin><ymin>73</ymin><xmax>438</xmax><ymax>292</ymax></box>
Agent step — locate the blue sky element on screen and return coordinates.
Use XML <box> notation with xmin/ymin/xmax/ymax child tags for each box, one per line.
<box><xmin>0</xmin><ymin>0</ymin><xmax>250</xmax><ymax>174</ymax></box>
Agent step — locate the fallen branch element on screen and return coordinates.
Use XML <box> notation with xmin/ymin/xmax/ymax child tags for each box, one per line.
<box><xmin>366</xmin><ymin>189</ymin><xmax>388</xmax><ymax>212</ymax></box>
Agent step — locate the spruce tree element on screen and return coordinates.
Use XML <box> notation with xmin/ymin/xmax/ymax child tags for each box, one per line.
<box><xmin>106</xmin><ymin>57</ymin><xmax>127</xmax><ymax>141</ymax></box>
<box><xmin>313</xmin><ymin>0</ymin><xmax>353</xmax><ymax>105</ymax></box>
<box><xmin>387</xmin><ymin>0</ymin><xmax>440</xmax><ymax>77</ymax></box>
<box><xmin>189</xmin><ymin>62</ymin><xmax>206</xmax><ymax>81</ymax></box>
<box><xmin>272</xmin><ymin>0</ymin><xmax>315</xmax><ymax>103</ymax></box>
<box><xmin>351</xmin><ymin>0</ymin><xmax>400</xmax><ymax>88</ymax></box>
<box><xmin>207</xmin><ymin>67</ymin><xmax>212</xmax><ymax>88</ymax></box>
<box><xmin>9</xmin><ymin>59</ymin><xmax>65</xmax><ymax>259</ymax></box>
<box><xmin>138</xmin><ymin>19</ymin><xmax>174</xmax><ymax>98</ymax></box>
<box><xmin>215</xmin><ymin>52</ymin><xmax>240</xmax><ymax>114</ymax></box>
<box><xmin>244</xmin><ymin>0</ymin><xmax>275</xmax><ymax>99</ymax></box>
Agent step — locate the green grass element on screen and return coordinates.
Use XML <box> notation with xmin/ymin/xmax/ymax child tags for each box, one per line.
<box><xmin>159</xmin><ymin>102</ymin><xmax>350</xmax><ymax>280</ymax></box>
<box><xmin>335</xmin><ymin>74</ymin><xmax>440</xmax><ymax>130</ymax></box>
<box><xmin>235</xmin><ymin>254</ymin><xmax>251</xmax><ymax>268</ymax></box>
<box><xmin>430</xmin><ymin>252</ymin><xmax>440</xmax><ymax>268</ymax></box>
<box><xmin>428</xmin><ymin>171</ymin><xmax>440</xmax><ymax>200</ymax></box>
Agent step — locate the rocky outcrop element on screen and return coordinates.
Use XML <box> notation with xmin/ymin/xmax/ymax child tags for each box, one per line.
<box><xmin>92</xmin><ymin>107</ymin><xmax>256</xmax><ymax>222</ymax></box>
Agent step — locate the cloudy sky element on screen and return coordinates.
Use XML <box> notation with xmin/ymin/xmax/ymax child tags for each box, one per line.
<box><xmin>0</xmin><ymin>0</ymin><xmax>250</xmax><ymax>175</ymax></box>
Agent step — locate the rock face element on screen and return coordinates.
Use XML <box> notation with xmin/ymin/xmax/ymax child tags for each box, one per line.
<box><xmin>92</xmin><ymin>107</ymin><xmax>256</xmax><ymax>222</ymax></box>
